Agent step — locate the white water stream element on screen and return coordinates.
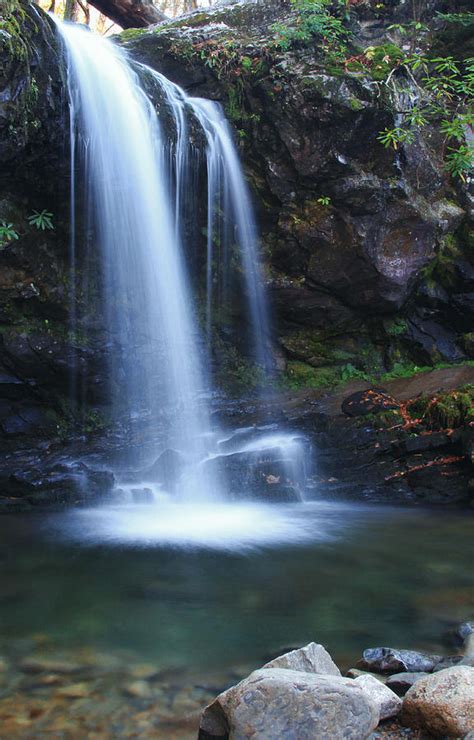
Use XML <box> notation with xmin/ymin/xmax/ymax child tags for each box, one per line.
<box><xmin>55</xmin><ymin>21</ymin><xmax>307</xmax><ymax>511</ymax></box>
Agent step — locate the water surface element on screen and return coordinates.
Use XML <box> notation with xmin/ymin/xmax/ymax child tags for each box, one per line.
<box><xmin>1</xmin><ymin>501</ymin><xmax>472</xmax><ymax>673</ymax></box>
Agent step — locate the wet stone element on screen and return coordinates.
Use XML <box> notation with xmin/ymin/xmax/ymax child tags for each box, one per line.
<box><xmin>19</xmin><ymin>657</ymin><xmax>84</xmax><ymax>675</ymax></box>
<box><xmin>354</xmin><ymin>674</ymin><xmax>402</xmax><ymax>721</ymax></box>
<box><xmin>346</xmin><ymin>668</ymin><xmax>387</xmax><ymax>683</ymax></box>
<box><xmin>386</xmin><ymin>672</ymin><xmax>429</xmax><ymax>696</ymax></box>
<box><xmin>122</xmin><ymin>680</ymin><xmax>154</xmax><ymax>699</ymax></box>
<box><xmin>129</xmin><ymin>663</ymin><xmax>160</xmax><ymax>680</ymax></box>
<box><xmin>358</xmin><ymin>647</ymin><xmax>443</xmax><ymax>674</ymax></box>
<box><xmin>56</xmin><ymin>682</ymin><xmax>91</xmax><ymax>699</ymax></box>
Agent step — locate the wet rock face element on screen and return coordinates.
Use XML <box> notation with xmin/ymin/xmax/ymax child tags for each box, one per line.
<box><xmin>125</xmin><ymin>0</ymin><xmax>472</xmax><ymax>373</ymax></box>
<box><xmin>0</xmin><ymin>1</ymin><xmax>65</xmax><ymax>175</ymax></box>
<box><xmin>0</xmin><ymin>4</ymin><xmax>112</xmax><ymax>454</ymax></box>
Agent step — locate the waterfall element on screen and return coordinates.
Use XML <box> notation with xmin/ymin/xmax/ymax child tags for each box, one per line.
<box><xmin>56</xmin><ymin>21</ymin><xmax>220</xmax><ymax>500</ymax></box>
<box><xmin>54</xmin><ymin>20</ymin><xmax>307</xmax><ymax>505</ymax></box>
<box><xmin>186</xmin><ymin>97</ymin><xmax>273</xmax><ymax>373</ymax></box>
<box><xmin>137</xmin><ymin>66</ymin><xmax>273</xmax><ymax>373</ymax></box>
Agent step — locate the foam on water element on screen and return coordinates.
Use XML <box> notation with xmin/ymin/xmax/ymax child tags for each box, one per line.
<box><xmin>51</xmin><ymin>501</ymin><xmax>354</xmax><ymax>551</ymax></box>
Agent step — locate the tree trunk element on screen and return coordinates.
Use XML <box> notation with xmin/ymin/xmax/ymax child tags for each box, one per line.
<box><xmin>63</xmin><ymin>0</ymin><xmax>76</xmax><ymax>20</ymax></box>
<box><xmin>86</xmin><ymin>0</ymin><xmax>167</xmax><ymax>27</ymax></box>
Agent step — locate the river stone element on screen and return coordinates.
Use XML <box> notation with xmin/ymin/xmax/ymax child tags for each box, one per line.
<box><xmin>359</xmin><ymin>647</ymin><xmax>442</xmax><ymax>674</ymax></box>
<box><xmin>199</xmin><ymin>668</ymin><xmax>379</xmax><ymax>739</ymax></box>
<box><xmin>402</xmin><ymin>666</ymin><xmax>474</xmax><ymax>737</ymax></box>
<box><xmin>19</xmin><ymin>657</ymin><xmax>83</xmax><ymax>674</ymax></box>
<box><xmin>346</xmin><ymin>668</ymin><xmax>387</xmax><ymax>682</ymax></box>
<box><xmin>262</xmin><ymin>642</ymin><xmax>341</xmax><ymax>676</ymax></box>
<box><xmin>456</xmin><ymin>621</ymin><xmax>474</xmax><ymax>645</ymax></box>
<box><xmin>354</xmin><ymin>674</ymin><xmax>402</xmax><ymax>720</ymax></box>
<box><xmin>432</xmin><ymin>654</ymin><xmax>463</xmax><ymax>672</ymax></box>
<box><xmin>386</xmin><ymin>672</ymin><xmax>428</xmax><ymax>696</ymax></box>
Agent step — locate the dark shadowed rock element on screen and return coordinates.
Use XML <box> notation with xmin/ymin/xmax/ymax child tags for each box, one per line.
<box><xmin>342</xmin><ymin>389</ymin><xmax>399</xmax><ymax>418</ymax></box>
<box><xmin>202</xmin><ymin>448</ymin><xmax>301</xmax><ymax>503</ymax></box>
<box><xmin>446</xmin><ymin>621</ymin><xmax>474</xmax><ymax>648</ymax></box>
<box><xmin>432</xmin><ymin>655</ymin><xmax>463</xmax><ymax>672</ymax></box>
<box><xmin>385</xmin><ymin>672</ymin><xmax>428</xmax><ymax>697</ymax></box>
<box><xmin>359</xmin><ymin>648</ymin><xmax>443</xmax><ymax>674</ymax></box>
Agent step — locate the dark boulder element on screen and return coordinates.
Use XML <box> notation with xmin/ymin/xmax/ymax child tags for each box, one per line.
<box><xmin>341</xmin><ymin>389</ymin><xmax>399</xmax><ymax>418</ymax></box>
<box><xmin>143</xmin><ymin>448</ymin><xmax>185</xmax><ymax>489</ymax></box>
<box><xmin>358</xmin><ymin>647</ymin><xmax>443</xmax><ymax>674</ymax></box>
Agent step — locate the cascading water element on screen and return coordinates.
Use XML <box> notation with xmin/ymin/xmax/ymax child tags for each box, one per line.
<box><xmin>140</xmin><ymin>66</ymin><xmax>273</xmax><ymax>373</ymax></box>
<box><xmin>186</xmin><ymin>97</ymin><xmax>273</xmax><ymax>373</ymax></box>
<box><xmin>54</xmin><ymin>19</ymin><xmax>308</xmax><ymax>513</ymax></box>
<box><xmin>56</xmin><ymin>21</ymin><xmax>220</xmax><ymax>500</ymax></box>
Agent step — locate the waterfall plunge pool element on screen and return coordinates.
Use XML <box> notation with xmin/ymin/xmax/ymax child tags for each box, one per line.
<box><xmin>1</xmin><ymin>502</ymin><xmax>472</xmax><ymax>672</ymax></box>
<box><xmin>1</xmin><ymin>501</ymin><xmax>472</xmax><ymax>734</ymax></box>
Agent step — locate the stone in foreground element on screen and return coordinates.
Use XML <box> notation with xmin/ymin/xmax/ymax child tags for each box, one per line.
<box><xmin>199</xmin><ymin>668</ymin><xmax>379</xmax><ymax>740</ymax></box>
<box><xmin>354</xmin><ymin>673</ymin><xmax>402</xmax><ymax>720</ymax></box>
<box><xmin>402</xmin><ymin>666</ymin><xmax>474</xmax><ymax>737</ymax></box>
<box><xmin>263</xmin><ymin>641</ymin><xmax>341</xmax><ymax>676</ymax></box>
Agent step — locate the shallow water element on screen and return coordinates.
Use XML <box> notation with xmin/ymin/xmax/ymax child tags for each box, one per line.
<box><xmin>1</xmin><ymin>501</ymin><xmax>473</xmax><ymax>674</ymax></box>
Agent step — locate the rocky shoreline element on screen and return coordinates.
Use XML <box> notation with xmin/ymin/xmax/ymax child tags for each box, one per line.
<box><xmin>198</xmin><ymin>635</ymin><xmax>474</xmax><ymax>739</ymax></box>
<box><xmin>0</xmin><ymin>624</ymin><xmax>472</xmax><ymax>738</ymax></box>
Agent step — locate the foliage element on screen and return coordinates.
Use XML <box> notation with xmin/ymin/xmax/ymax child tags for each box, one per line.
<box><xmin>27</xmin><ymin>210</ymin><xmax>54</xmax><ymax>230</ymax></box>
<box><xmin>0</xmin><ymin>221</ymin><xmax>19</xmax><ymax>248</ymax></box>
<box><xmin>386</xmin><ymin>319</ymin><xmax>408</xmax><ymax>336</ymax></box>
<box><xmin>346</xmin><ymin>43</ymin><xmax>405</xmax><ymax>81</ymax></box>
<box><xmin>284</xmin><ymin>361</ymin><xmax>341</xmax><ymax>389</ymax></box>
<box><xmin>406</xmin><ymin>385</ymin><xmax>474</xmax><ymax>430</ymax></box>
<box><xmin>374</xmin><ymin>13</ymin><xmax>474</xmax><ymax>181</ymax></box>
<box><xmin>340</xmin><ymin>363</ymin><xmax>368</xmax><ymax>382</ymax></box>
<box><xmin>317</xmin><ymin>195</ymin><xmax>332</xmax><ymax>206</ymax></box>
<box><xmin>436</xmin><ymin>12</ymin><xmax>474</xmax><ymax>27</ymax></box>
<box><xmin>0</xmin><ymin>0</ymin><xmax>29</xmax><ymax>62</ymax></box>
<box><xmin>271</xmin><ymin>0</ymin><xmax>350</xmax><ymax>55</ymax></box>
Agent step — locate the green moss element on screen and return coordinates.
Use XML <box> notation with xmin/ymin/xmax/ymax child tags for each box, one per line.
<box><xmin>1</xmin><ymin>1</ymin><xmax>44</xmax><ymax>141</ymax></box>
<box><xmin>119</xmin><ymin>28</ymin><xmax>147</xmax><ymax>42</ymax></box>
<box><xmin>425</xmin><ymin>385</ymin><xmax>474</xmax><ymax>429</ymax></box>
<box><xmin>406</xmin><ymin>385</ymin><xmax>474</xmax><ymax>430</ymax></box>
<box><xmin>423</xmin><ymin>232</ymin><xmax>462</xmax><ymax>286</ymax></box>
<box><xmin>156</xmin><ymin>12</ymin><xmax>211</xmax><ymax>31</ymax></box>
<box><xmin>386</xmin><ymin>318</ymin><xmax>408</xmax><ymax>336</ymax></box>
<box><xmin>345</xmin><ymin>43</ymin><xmax>405</xmax><ymax>81</ymax></box>
<box><xmin>284</xmin><ymin>361</ymin><xmax>341</xmax><ymax>389</ymax></box>
<box><xmin>349</xmin><ymin>97</ymin><xmax>365</xmax><ymax>111</ymax></box>
<box><xmin>355</xmin><ymin>408</ymin><xmax>402</xmax><ymax>428</ymax></box>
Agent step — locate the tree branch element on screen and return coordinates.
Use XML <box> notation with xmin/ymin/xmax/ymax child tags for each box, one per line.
<box><xmin>86</xmin><ymin>0</ymin><xmax>167</xmax><ymax>28</ymax></box>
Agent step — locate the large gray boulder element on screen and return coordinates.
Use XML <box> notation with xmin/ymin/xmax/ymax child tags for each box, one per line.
<box><xmin>199</xmin><ymin>668</ymin><xmax>379</xmax><ymax>739</ymax></box>
<box><xmin>402</xmin><ymin>666</ymin><xmax>474</xmax><ymax>737</ymax></box>
<box><xmin>263</xmin><ymin>642</ymin><xmax>341</xmax><ymax>676</ymax></box>
<box><xmin>354</xmin><ymin>673</ymin><xmax>402</xmax><ymax>721</ymax></box>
